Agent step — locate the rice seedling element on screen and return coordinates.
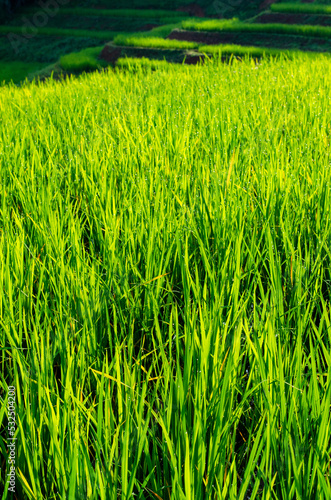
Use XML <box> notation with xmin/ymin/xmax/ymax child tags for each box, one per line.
<box><xmin>113</xmin><ymin>35</ymin><xmax>199</xmax><ymax>50</ymax></box>
<box><xmin>199</xmin><ymin>44</ymin><xmax>327</xmax><ymax>59</ymax></box>
<box><xmin>0</xmin><ymin>54</ymin><xmax>331</xmax><ymax>499</ymax></box>
<box><xmin>271</xmin><ymin>3</ymin><xmax>331</xmax><ymax>16</ymax></box>
<box><xmin>116</xmin><ymin>56</ymin><xmax>175</xmax><ymax>70</ymax></box>
<box><xmin>113</xmin><ymin>22</ymin><xmax>187</xmax><ymax>44</ymax></box>
<box><xmin>59</xmin><ymin>47</ymin><xmax>104</xmax><ymax>73</ymax></box>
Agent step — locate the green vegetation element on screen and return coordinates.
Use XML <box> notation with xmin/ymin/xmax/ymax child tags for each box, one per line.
<box><xmin>271</xmin><ymin>3</ymin><xmax>331</xmax><ymax>16</ymax></box>
<box><xmin>112</xmin><ymin>18</ymin><xmax>331</xmax><ymax>58</ymax></box>
<box><xmin>64</xmin><ymin>0</ymin><xmax>262</xmax><ymax>19</ymax></box>
<box><xmin>2</xmin><ymin>0</ymin><xmax>330</xmax><ymax>84</ymax></box>
<box><xmin>0</xmin><ymin>6</ymin><xmax>188</xmax><ymax>85</ymax></box>
<box><xmin>59</xmin><ymin>46</ymin><xmax>104</xmax><ymax>73</ymax></box>
<box><xmin>199</xmin><ymin>44</ymin><xmax>303</xmax><ymax>59</ymax></box>
<box><xmin>0</xmin><ymin>26</ymin><xmax>120</xmax><ymax>40</ymax></box>
<box><xmin>66</xmin><ymin>0</ymin><xmax>211</xmax><ymax>6</ymax></box>
<box><xmin>113</xmin><ymin>37</ymin><xmax>329</xmax><ymax>59</ymax></box>
<box><xmin>1</xmin><ymin>55</ymin><xmax>331</xmax><ymax>499</ymax></box>
<box><xmin>6</xmin><ymin>14</ymin><xmax>188</xmax><ymax>33</ymax></box>
<box><xmin>113</xmin><ymin>22</ymin><xmax>185</xmax><ymax>45</ymax></box>
<box><xmin>114</xmin><ymin>35</ymin><xmax>198</xmax><ymax>50</ymax></box>
<box><xmin>182</xmin><ymin>18</ymin><xmax>238</xmax><ymax>31</ymax></box>
<box><xmin>116</xmin><ymin>56</ymin><xmax>174</xmax><ymax>69</ymax></box>
<box><xmin>182</xmin><ymin>18</ymin><xmax>331</xmax><ymax>39</ymax></box>
<box><xmin>0</xmin><ymin>60</ymin><xmax>44</xmax><ymax>83</ymax></box>
<box><xmin>0</xmin><ymin>35</ymin><xmax>109</xmax><ymax>64</ymax></box>
<box><xmin>135</xmin><ymin>22</ymin><xmax>185</xmax><ymax>38</ymax></box>
<box><xmin>23</xmin><ymin>7</ymin><xmax>189</xmax><ymax>19</ymax></box>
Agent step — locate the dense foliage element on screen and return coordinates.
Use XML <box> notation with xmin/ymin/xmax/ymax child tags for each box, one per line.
<box><xmin>1</xmin><ymin>55</ymin><xmax>331</xmax><ymax>499</ymax></box>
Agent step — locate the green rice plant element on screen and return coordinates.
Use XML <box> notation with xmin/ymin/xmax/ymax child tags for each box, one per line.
<box><xmin>0</xmin><ymin>54</ymin><xmax>331</xmax><ymax>499</ymax></box>
<box><xmin>182</xmin><ymin>18</ymin><xmax>331</xmax><ymax>39</ymax></box>
<box><xmin>271</xmin><ymin>3</ymin><xmax>331</xmax><ymax>16</ymax></box>
<box><xmin>116</xmin><ymin>56</ymin><xmax>175</xmax><ymax>70</ymax></box>
<box><xmin>113</xmin><ymin>35</ymin><xmax>198</xmax><ymax>49</ymax></box>
<box><xmin>113</xmin><ymin>21</ymin><xmax>186</xmax><ymax>44</ymax></box>
<box><xmin>182</xmin><ymin>18</ymin><xmax>238</xmax><ymax>32</ymax></box>
<box><xmin>199</xmin><ymin>44</ymin><xmax>322</xmax><ymax>59</ymax></box>
<box><xmin>59</xmin><ymin>47</ymin><xmax>104</xmax><ymax>72</ymax></box>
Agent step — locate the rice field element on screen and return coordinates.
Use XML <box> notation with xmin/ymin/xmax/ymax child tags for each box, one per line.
<box><xmin>1</xmin><ymin>54</ymin><xmax>331</xmax><ymax>499</ymax></box>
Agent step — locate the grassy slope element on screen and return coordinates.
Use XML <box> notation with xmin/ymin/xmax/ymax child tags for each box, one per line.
<box><xmin>0</xmin><ymin>4</ymin><xmax>192</xmax><ymax>82</ymax></box>
<box><xmin>1</xmin><ymin>56</ymin><xmax>331</xmax><ymax>499</ymax></box>
<box><xmin>0</xmin><ymin>0</ymin><xmax>271</xmax><ymax>83</ymax></box>
<box><xmin>112</xmin><ymin>16</ymin><xmax>331</xmax><ymax>60</ymax></box>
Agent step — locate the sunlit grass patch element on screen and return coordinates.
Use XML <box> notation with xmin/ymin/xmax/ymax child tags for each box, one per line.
<box><xmin>113</xmin><ymin>35</ymin><xmax>199</xmax><ymax>50</ymax></box>
<box><xmin>271</xmin><ymin>3</ymin><xmax>331</xmax><ymax>16</ymax></box>
<box><xmin>1</xmin><ymin>55</ymin><xmax>331</xmax><ymax>498</ymax></box>
<box><xmin>116</xmin><ymin>56</ymin><xmax>175</xmax><ymax>69</ymax></box>
<box><xmin>59</xmin><ymin>46</ymin><xmax>104</xmax><ymax>72</ymax></box>
<box><xmin>199</xmin><ymin>44</ymin><xmax>314</xmax><ymax>59</ymax></box>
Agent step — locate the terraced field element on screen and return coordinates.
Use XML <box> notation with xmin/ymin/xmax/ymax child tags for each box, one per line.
<box><xmin>1</xmin><ymin>1</ymin><xmax>331</xmax><ymax>83</ymax></box>
<box><xmin>0</xmin><ymin>6</ymin><xmax>190</xmax><ymax>82</ymax></box>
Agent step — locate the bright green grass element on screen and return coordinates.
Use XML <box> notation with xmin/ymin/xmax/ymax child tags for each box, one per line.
<box><xmin>0</xmin><ymin>61</ymin><xmax>45</xmax><ymax>84</ymax></box>
<box><xmin>182</xmin><ymin>18</ymin><xmax>331</xmax><ymax>39</ymax></box>
<box><xmin>114</xmin><ymin>21</ymin><xmax>193</xmax><ymax>42</ymax></box>
<box><xmin>199</xmin><ymin>44</ymin><xmax>305</xmax><ymax>58</ymax></box>
<box><xmin>116</xmin><ymin>56</ymin><xmax>176</xmax><ymax>69</ymax></box>
<box><xmin>1</xmin><ymin>55</ymin><xmax>331</xmax><ymax>499</ymax></box>
<box><xmin>59</xmin><ymin>46</ymin><xmax>104</xmax><ymax>72</ymax></box>
<box><xmin>113</xmin><ymin>22</ymin><xmax>188</xmax><ymax>46</ymax></box>
<box><xmin>114</xmin><ymin>35</ymin><xmax>199</xmax><ymax>50</ymax></box>
<box><xmin>271</xmin><ymin>3</ymin><xmax>331</xmax><ymax>15</ymax></box>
